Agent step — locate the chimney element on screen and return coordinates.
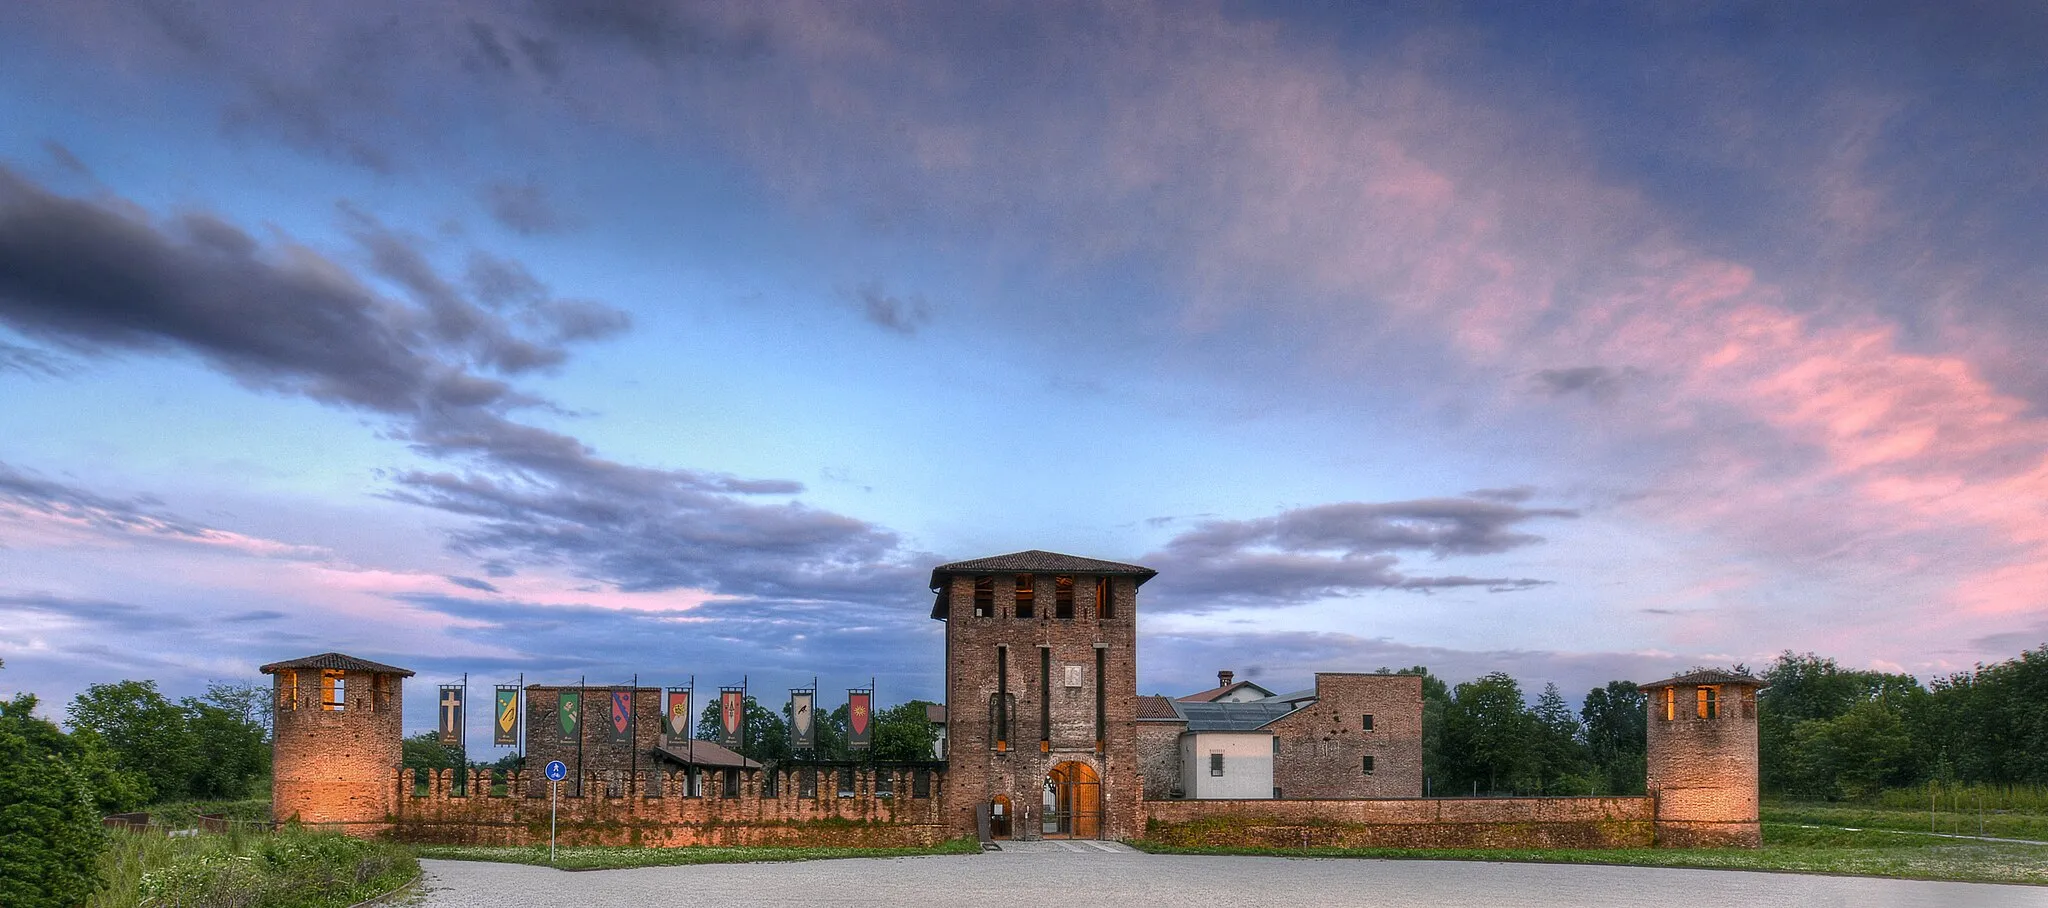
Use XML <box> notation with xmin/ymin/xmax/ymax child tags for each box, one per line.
<box><xmin>1218</xmin><ymin>670</ymin><xmax>1234</xmax><ymax>689</ymax></box>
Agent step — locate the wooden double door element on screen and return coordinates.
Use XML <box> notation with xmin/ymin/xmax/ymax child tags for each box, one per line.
<box><xmin>1039</xmin><ymin>761</ymin><xmax>1101</xmax><ymax>839</ymax></box>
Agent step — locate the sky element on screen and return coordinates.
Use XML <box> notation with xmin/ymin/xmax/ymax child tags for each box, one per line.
<box><xmin>2</xmin><ymin>1</ymin><xmax>2045</xmax><ymax>743</ymax></box>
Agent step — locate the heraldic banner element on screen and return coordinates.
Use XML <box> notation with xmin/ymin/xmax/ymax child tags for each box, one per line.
<box><xmin>720</xmin><ymin>688</ymin><xmax>745</xmax><ymax>746</ymax></box>
<box><xmin>558</xmin><ymin>690</ymin><xmax>582</xmax><ymax>743</ymax></box>
<box><xmin>663</xmin><ymin>688</ymin><xmax>691</xmax><ymax>745</ymax></box>
<box><xmin>847</xmin><ymin>689</ymin><xmax>872</xmax><ymax>750</ymax></box>
<box><xmin>437</xmin><ymin>684</ymin><xmax>464</xmax><ymax>747</ymax></box>
<box><xmin>789</xmin><ymin>690</ymin><xmax>815</xmax><ymax>750</ymax></box>
<box><xmin>493</xmin><ymin>686</ymin><xmax>519</xmax><ymax>747</ymax></box>
<box><xmin>608</xmin><ymin>689</ymin><xmax>634</xmax><ymax>745</ymax></box>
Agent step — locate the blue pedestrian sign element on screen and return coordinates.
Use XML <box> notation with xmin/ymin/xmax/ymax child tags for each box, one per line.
<box><xmin>545</xmin><ymin>760</ymin><xmax>567</xmax><ymax>781</ymax></box>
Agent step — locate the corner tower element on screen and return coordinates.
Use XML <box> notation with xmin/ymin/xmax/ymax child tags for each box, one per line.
<box><xmin>933</xmin><ymin>550</ymin><xmax>1155</xmax><ymax>840</ymax></box>
<box><xmin>1643</xmin><ymin>668</ymin><xmax>1764</xmax><ymax>847</ymax></box>
<box><xmin>261</xmin><ymin>652</ymin><xmax>413</xmax><ymax>834</ymax></box>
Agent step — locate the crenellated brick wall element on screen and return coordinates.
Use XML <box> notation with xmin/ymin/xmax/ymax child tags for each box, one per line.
<box><xmin>393</xmin><ymin>765</ymin><xmax>951</xmax><ymax>847</ymax></box>
<box><xmin>1142</xmin><ymin>797</ymin><xmax>1656</xmax><ymax>849</ymax></box>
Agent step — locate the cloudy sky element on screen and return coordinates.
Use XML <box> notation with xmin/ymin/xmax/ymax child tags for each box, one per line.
<box><xmin>3</xmin><ymin>2</ymin><xmax>2044</xmax><ymax>741</ymax></box>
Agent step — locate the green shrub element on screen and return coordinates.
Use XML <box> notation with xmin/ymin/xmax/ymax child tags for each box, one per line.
<box><xmin>131</xmin><ymin>831</ymin><xmax>414</xmax><ymax>908</ymax></box>
<box><xmin>0</xmin><ymin>715</ymin><xmax>110</xmax><ymax>908</ymax></box>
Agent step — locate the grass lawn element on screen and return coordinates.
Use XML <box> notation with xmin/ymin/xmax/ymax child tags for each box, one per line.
<box><xmin>418</xmin><ymin>837</ymin><xmax>982</xmax><ymax>870</ymax></box>
<box><xmin>1764</xmin><ymin>802</ymin><xmax>2048</xmax><ymax>842</ymax></box>
<box><xmin>1128</xmin><ymin>823</ymin><xmax>2048</xmax><ymax>887</ymax></box>
<box><xmin>89</xmin><ymin>827</ymin><xmax>419</xmax><ymax>908</ymax></box>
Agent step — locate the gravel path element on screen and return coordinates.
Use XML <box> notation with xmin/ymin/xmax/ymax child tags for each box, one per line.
<box><xmin>416</xmin><ymin>851</ymin><xmax>2047</xmax><ymax>908</ymax></box>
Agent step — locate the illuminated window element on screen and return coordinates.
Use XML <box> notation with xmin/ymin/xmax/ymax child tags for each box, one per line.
<box><xmin>1663</xmin><ymin>688</ymin><xmax>1676</xmax><ymax>721</ymax></box>
<box><xmin>1210</xmin><ymin>752</ymin><xmax>1225</xmax><ymax>777</ymax></box>
<box><xmin>1095</xmin><ymin>577</ymin><xmax>1114</xmax><ymax>619</ymax></box>
<box><xmin>277</xmin><ymin>671</ymin><xmax>298</xmax><ymax>711</ymax></box>
<box><xmin>973</xmin><ymin>577</ymin><xmax>994</xmax><ymax>618</ymax></box>
<box><xmin>1697</xmin><ymin>685</ymin><xmax>1720</xmax><ymax>719</ymax></box>
<box><xmin>1014</xmin><ymin>574</ymin><xmax>1034</xmax><ymax>618</ymax></box>
<box><xmin>1363</xmin><ymin>755</ymin><xmax>1375</xmax><ymax>775</ymax></box>
<box><xmin>321</xmin><ymin>670</ymin><xmax>346</xmax><ymax>711</ymax></box>
<box><xmin>1055</xmin><ymin>575</ymin><xmax>1074</xmax><ymax>619</ymax></box>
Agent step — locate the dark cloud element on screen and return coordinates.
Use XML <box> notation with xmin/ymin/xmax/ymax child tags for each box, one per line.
<box><xmin>1531</xmin><ymin>366</ymin><xmax>1639</xmax><ymax>399</ymax></box>
<box><xmin>480</xmin><ymin>179</ymin><xmax>572</xmax><ymax>235</ymax></box>
<box><xmin>0</xmin><ymin>461</ymin><xmax>208</xmax><ymax>540</ymax></box>
<box><xmin>1143</xmin><ymin>497</ymin><xmax>1575</xmax><ymax>610</ymax></box>
<box><xmin>530</xmin><ymin>0</ymin><xmax>771</xmax><ymax>64</ymax></box>
<box><xmin>41</xmin><ymin>140</ymin><xmax>91</xmax><ymax>177</ymax></box>
<box><xmin>0</xmin><ymin>339</ymin><xmax>69</xmax><ymax>377</ymax></box>
<box><xmin>0</xmin><ymin>169</ymin><xmax>918</xmax><ymax>608</ymax></box>
<box><xmin>445</xmin><ymin>576</ymin><xmax>500</xmax><ymax>593</ymax></box>
<box><xmin>0</xmin><ymin>592</ymin><xmax>195</xmax><ymax>632</ymax></box>
<box><xmin>847</xmin><ymin>282</ymin><xmax>932</xmax><ymax>336</ymax></box>
<box><xmin>222</xmin><ymin>609</ymin><xmax>287</xmax><ymax>622</ymax></box>
<box><xmin>1464</xmin><ymin>486</ymin><xmax>1536</xmax><ymax>503</ymax></box>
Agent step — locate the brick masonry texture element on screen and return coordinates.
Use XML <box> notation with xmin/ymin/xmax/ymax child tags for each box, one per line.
<box><xmin>1268</xmin><ymin>673</ymin><xmax>1424</xmax><ymax>799</ymax></box>
<box><xmin>943</xmin><ymin>573</ymin><xmax>1141</xmax><ymax>839</ymax></box>
<box><xmin>395</xmin><ymin>766</ymin><xmax>948</xmax><ymax>847</ymax></box>
<box><xmin>522</xmin><ymin>686</ymin><xmax>667</xmax><ymax>798</ymax></box>
<box><xmin>1135</xmin><ymin>720</ymin><xmax>1185</xmax><ymax>801</ymax></box>
<box><xmin>1645</xmin><ymin>681</ymin><xmax>1762</xmax><ymax>847</ymax></box>
<box><xmin>270</xmin><ymin>668</ymin><xmax>404</xmax><ymax>833</ymax></box>
<box><xmin>1143</xmin><ymin>797</ymin><xmax>1656</xmax><ymax>849</ymax></box>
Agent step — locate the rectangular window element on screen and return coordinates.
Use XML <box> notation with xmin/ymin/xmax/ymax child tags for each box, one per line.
<box><xmin>321</xmin><ymin>670</ymin><xmax>346</xmax><ymax>711</ymax></box>
<box><xmin>1663</xmin><ymin>688</ymin><xmax>1676</xmax><ymax>721</ymax></box>
<box><xmin>973</xmin><ymin>577</ymin><xmax>994</xmax><ymax>618</ymax></box>
<box><xmin>1094</xmin><ymin>647</ymin><xmax>1106</xmax><ymax>749</ymax></box>
<box><xmin>1055</xmin><ymin>575</ymin><xmax>1074</xmax><ymax>618</ymax></box>
<box><xmin>1040</xmin><ymin>647</ymin><xmax>1052</xmax><ymax>745</ymax></box>
<box><xmin>1095</xmin><ymin>577</ymin><xmax>1114</xmax><ymax>619</ymax></box>
<box><xmin>1210</xmin><ymin>752</ymin><xmax>1225</xmax><ymax>776</ymax></box>
<box><xmin>1363</xmin><ymin>755</ymin><xmax>1375</xmax><ymax>775</ymax></box>
<box><xmin>1697</xmin><ymin>685</ymin><xmax>1720</xmax><ymax>719</ymax></box>
<box><xmin>1274</xmin><ymin>787</ymin><xmax>1283</xmax><ymax>798</ymax></box>
<box><xmin>277</xmin><ymin>671</ymin><xmax>298</xmax><ymax>711</ymax></box>
<box><xmin>994</xmin><ymin>644</ymin><xmax>1010</xmax><ymax>750</ymax></box>
<box><xmin>1272</xmin><ymin>736</ymin><xmax>1280</xmax><ymax>754</ymax></box>
<box><xmin>1361</xmin><ymin>714</ymin><xmax>1374</xmax><ymax>731</ymax></box>
<box><xmin>1014</xmin><ymin>574</ymin><xmax>1034</xmax><ymax>618</ymax></box>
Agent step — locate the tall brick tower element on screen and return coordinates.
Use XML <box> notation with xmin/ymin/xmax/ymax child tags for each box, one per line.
<box><xmin>261</xmin><ymin>653</ymin><xmax>413</xmax><ymax>834</ymax></box>
<box><xmin>933</xmin><ymin>551</ymin><xmax>1155</xmax><ymax>841</ymax></box>
<box><xmin>1642</xmin><ymin>668</ymin><xmax>1765</xmax><ymax>847</ymax></box>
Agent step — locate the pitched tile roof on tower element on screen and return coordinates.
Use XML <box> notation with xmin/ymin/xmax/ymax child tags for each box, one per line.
<box><xmin>928</xmin><ymin>550</ymin><xmax>1157</xmax><ymax>617</ymax></box>
<box><xmin>1641</xmin><ymin>669</ymin><xmax>1766</xmax><ymax>689</ymax></box>
<box><xmin>259</xmin><ymin>652</ymin><xmax>415</xmax><ymax>677</ymax></box>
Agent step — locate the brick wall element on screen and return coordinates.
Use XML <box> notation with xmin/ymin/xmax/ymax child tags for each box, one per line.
<box><xmin>394</xmin><ymin>765</ymin><xmax>951</xmax><ymax>847</ymax></box>
<box><xmin>1269</xmin><ymin>673</ymin><xmax>1423</xmax><ymax>799</ymax></box>
<box><xmin>1135</xmin><ymin>720</ymin><xmax>1185</xmax><ymax>800</ymax></box>
<box><xmin>943</xmin><ymin>573</ymin><xmax>1141</xmax><ymax>839</ymax></box>
<box><xmin>271</xmin><ymin>669</ymin><xmax>404</xmax><ymax>834</ymax></box>
<box><xmin>1142</xmin><ymin>797</ymin><xmax>1655</xmax><ymax>849</ymax></box>
<box><xmin>1646</xmin><ymin>682</ymin><xmax>1761</xmax><ymax>847</ymax></box>
<box><xmin>522</xmin><ymin>686</ymin><xmax>667</xmax><ymax>798</ymax></box>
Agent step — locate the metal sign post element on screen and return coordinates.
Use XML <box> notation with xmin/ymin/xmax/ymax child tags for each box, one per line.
<box><xmin>545</xmin><ymin>760</ymin><xmax>567</xmax><ymax>864</ymax></box>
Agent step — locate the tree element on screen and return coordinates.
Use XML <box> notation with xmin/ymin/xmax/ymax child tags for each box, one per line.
<box><xmin>1581</xmin><ymin>680</ymin><xmax>1646</xmax><ymax>795</ymax></box>
<box><xmin>200</xmin><ymin>679</ymin><xmax>273</xmax><ymax>740</ymax></box>
<box><xmin>0</xmin><ymin>668</ymin><xmax>109</xmax><ymax>908</ymax></box>
<box><xmin>871</xmin><ymin>700</ymin><xmax>940</xmax><ymax>762</ymax></box>
<box><xmin>67</xmin><ymin>680</ymin><xmax>197</xmax><ymax>803</ymax></box>
<box><xmin>696</xmin><ymin>696</ymin><xmax>790</xmax><ymax>765</ymax></box>
<box><xmin>1441</xmin><ymin>672</ymin><xmax>1537</xmax><ymax>795</ymax></box>
<box><xmin>402</xmin><ymin>732</ymin><xmax>464</xmax><ymax>774</ymax></box>
<box><xmin>1532</xmin><ymin>682</ymin><xmax>1590</xmax><ymax>794</ymax></box>
<box><xmin>1758</xmin><ymin>652</ymin><xmax>1925</xmax><ymax>796</ymax></box>
<box><xmin>181</xmin><ymin>698</ymin><xmax>268</xmax><ymax>799</ymax></box>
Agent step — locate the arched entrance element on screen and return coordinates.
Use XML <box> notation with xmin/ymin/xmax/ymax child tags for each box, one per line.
<box><xmin>989</xmin><ymin>794</ymin><xmax>1013</xmax><ymax>839</ymax></box>
<box><xmin>1040</xmin><ymin>761</ymin><xmax>1102</xmax><ymax>839</ymax></box>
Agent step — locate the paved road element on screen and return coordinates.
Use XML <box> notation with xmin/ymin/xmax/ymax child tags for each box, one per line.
<box><xmin>416</xmin><ymin>850</ymin><xmax>2047</xmax><ymax>908</ymax></box>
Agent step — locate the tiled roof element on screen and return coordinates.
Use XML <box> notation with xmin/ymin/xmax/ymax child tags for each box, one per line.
<box><xmin>652</xmin><ymin>740</ymin><xmax>761</xmax><ymax>770</ymax></box>
<box><xmin>929</xmin><ymin>550</ymin><xmax>1157</xmax><ymax>617</ymax></box>
<box><xmin>258</xmin><ymin>652</ymin><xmax>415</xmax><ymax>677</ymax></box>
<box><xmin>1176</xmin><ymin>680</ymin><xmax>1274</xmax><ymax>703</ymax></box>
<box><xmin>1641</xmin><ymin>669</ymin><xmax>1765</xmax><ymax>689</ymax></box>
<box><xmin>1135</xmin><ymin>695</ymin><xmax>1183</xmax><ymax>720</ymax></box>
<box><xmin>1177</xmin><ymin>699</ymin><xmax>1308</xmax><ymax>732</ymax></box>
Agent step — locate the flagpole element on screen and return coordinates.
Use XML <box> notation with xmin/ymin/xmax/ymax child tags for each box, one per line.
<box><xmin>576</xmin><ymin>674</ymin><xmax>585</xmax><ymax>798</ymax></box>
<box><xmin>461</xmin><ymin>672</ymin><xmax>470</xmax><ymax>787</ymax></box>
<box><xmin>688</xmin><ymin>674</ymin><xmax>695</xmax><ymax>774</ymax></box>
<box><xmin>517</xmin><ymin>672</ymin><xmax>525</xmax><ymax>762</ymax></box>
<box><xmin>630</xmin><ymin>672</ymin><xmax>639</xmax><ymax>800</ymax></box>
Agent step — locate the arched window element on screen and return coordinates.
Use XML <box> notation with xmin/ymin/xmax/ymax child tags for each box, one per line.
<box><xmin>988</xmin><ymin>692</ymin><xmax>1016</xmax><ymax>749</ymax></box>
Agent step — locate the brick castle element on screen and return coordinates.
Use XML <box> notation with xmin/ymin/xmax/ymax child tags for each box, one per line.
<box><xmin>262</xmin><ymin>549</ymin><xmax>1763</xmax><ymax>848</ymax></box>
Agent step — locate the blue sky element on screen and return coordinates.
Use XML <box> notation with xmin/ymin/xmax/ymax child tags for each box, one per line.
<box><xmin>2</xmin><ymin>1</ymin><xmax>2045</xmax><ymax>743</ymax></box>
